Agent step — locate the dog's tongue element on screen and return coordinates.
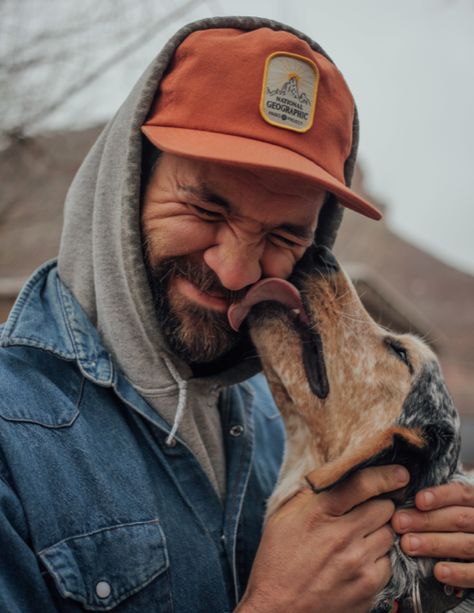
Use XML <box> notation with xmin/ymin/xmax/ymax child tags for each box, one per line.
<box><xmin>227</xmin><ymin>278</ymin><xmax>307</xmax><ymax>331</ymax></box>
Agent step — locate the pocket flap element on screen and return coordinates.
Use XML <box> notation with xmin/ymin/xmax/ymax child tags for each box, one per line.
<box><xmin>38</xmin><ymin>519</ymin><xmax>169</xmax><ymax>610</ymax></box>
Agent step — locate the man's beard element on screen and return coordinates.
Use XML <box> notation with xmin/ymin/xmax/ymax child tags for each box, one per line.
<box><xmin>145</xmin><ymin>255</ymin><xmax>248</xmax><ymax>364</ymax></box>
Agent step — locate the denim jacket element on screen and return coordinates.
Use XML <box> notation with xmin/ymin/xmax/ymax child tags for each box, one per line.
<box><xmin>0</xmin><ymin>261</ymin><xmax>285</xmax><ymax>612</ymax></box>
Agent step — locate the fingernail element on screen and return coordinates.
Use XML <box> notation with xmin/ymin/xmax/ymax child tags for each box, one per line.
<box><xmin>438</xmin><ymin>564</ymin><xmax>451</xmax><ymax>580</ymax></box>
<box><xmin>407</xmin><ymin>535</ymin><xmax>421</xmax><ymax>552</ymax></box>
<box><xmin>423</xmin><ymin>491</ymin><xmax>435</xmax><ymax>508</ymax></box>
<box><xmin>397</xmin><ymin>512</ymin><xmax>412</xmax><ymax>530</ymax></box>
<box><xmin>395</xmin><ymin>467</ymin><xmax>409</xmax><ymax>483</ymax></box>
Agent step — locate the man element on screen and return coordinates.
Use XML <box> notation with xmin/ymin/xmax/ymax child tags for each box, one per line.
<box><xmin>0</xmin><ymin>16</ymin><xmax>473</xmax><ymax>613</ymax></box>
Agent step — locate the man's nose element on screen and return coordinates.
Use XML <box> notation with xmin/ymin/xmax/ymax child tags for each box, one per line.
<box><xmin>203</xmin><ymin>233</ymin><xmax>264</xmax><ymax>291</ymax></box>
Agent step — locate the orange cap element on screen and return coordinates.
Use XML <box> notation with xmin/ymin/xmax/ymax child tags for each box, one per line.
<box><xmin>142</xmin><ymin>27</ymin><xmax>382</xmax><ymax>220</ymax></box>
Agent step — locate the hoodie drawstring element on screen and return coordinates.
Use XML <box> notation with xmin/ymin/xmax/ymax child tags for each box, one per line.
<box><xmin>163</xmin><ymin>355</ymin><xmax>188</xmax><ymax>446</ymax></box>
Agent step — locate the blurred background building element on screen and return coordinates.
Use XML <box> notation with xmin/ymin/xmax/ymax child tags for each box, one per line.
<box><xmin>1</xmin><ymin>0</ymin><xmax>473</xmax><ymax>463</ymax></box>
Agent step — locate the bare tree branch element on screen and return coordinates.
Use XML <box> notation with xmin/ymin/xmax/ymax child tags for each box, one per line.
<box><xmin>16</xmin><ymin>0</ymin><xmax>207</xmax><ymax>134</ymax></box>
<box><xmin>0</xmin><ymin>0</ymin><xmax>211</xmax><ymax>143</ymax></box>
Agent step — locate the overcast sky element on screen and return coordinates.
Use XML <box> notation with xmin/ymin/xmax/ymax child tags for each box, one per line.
<box><xmin>35</xmin><ymin>0</ymin><xmax>474</xmax><ymax>275</ymax></box>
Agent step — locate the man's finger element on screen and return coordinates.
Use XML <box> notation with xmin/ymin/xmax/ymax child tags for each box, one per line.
<box><xmin>434</xmin><ymin>561</ymin><xmax>474</xmax><ymax>589</ymax></box>
<box><xmin>268</xmin><ymin>488</ymin><xmax>315</xmax><ymax>524</ymax></box>
<box><xmin>373</xmin><ymin>555</ymin><xmax>393</xmax><ymax>592</ymax></box>
<box><xmin>414</xmin><ymin>480</ymin><xmax>474</xmax><ymax>511</ymax></box>
<box><xmin>308</xmin><ymin>465</ymin><xmax>409</xmax><ymax>516</ymax></box>
<box><xmin>364</xmin><ymin>525</ymin><xmax>395</xmax><ymax>561</ymax></box>
<box><xmin>348</xmin><ymin>498</ymin><xmax>395</xmax><ymax>537</ymax></box>
<box><xmin>393</xmin><ymin>505</ymin><xmax>474</xmax><ymax>534</ymax></box>
<box><xmin>400</xmin><ymin>532</ymin><xmax>474</xmax><ymax>560</ymax></box>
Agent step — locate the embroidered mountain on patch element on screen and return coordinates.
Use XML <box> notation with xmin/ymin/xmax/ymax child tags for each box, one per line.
<box><xmin>266</xmin><ymin>76</ymin><xmax>312</xmax><ymax>106</ymax></box>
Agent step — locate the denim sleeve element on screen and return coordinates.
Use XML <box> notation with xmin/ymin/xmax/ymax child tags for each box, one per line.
<box><xmin>0</xmin><ymin>475</ymin><xmax>59</xmax><ymax>612</ymax></box>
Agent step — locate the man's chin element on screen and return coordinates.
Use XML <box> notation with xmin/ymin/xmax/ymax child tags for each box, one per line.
<box><xmin>144</xmin><ymin>255</ymin><xmax>245</xmax><ymax>364</ymax></box>
<box><xmin>161</xmin><ymin>293</ymin><xmax>240</xmax><ymax>364</ymax></box>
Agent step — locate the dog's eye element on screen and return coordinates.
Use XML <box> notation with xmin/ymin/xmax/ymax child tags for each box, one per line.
<box><xmin>385</xmin><ymin>338</ymin><xmax>412</xmax><ymax>371</ymax></box>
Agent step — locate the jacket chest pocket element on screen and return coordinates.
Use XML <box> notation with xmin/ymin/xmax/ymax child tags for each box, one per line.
<box><xmin>38</xmin><ymin>519</ymin><xmax>173</xmax><ymax>611</ymax></box>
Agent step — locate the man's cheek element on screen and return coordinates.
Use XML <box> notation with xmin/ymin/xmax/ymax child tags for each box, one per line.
<box><xmin>261</xmin><ymin>245</ymin><xmax>302</xmax><ymax>279</ymax></box>
<box><xmin>145</xmin><ymin>220</ymin><xmax>216</xmax><ymax>262</ymax></box>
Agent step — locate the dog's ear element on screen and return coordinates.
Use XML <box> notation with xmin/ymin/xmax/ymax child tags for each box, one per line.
<box><xmin>305</xmin><ymin>426</ymin><xmax>427</xmax><ymax>495</ymax></box>
<box><xmin>301</xmin><ymin>325</ymin><xmax>329</xmax><ymax>399</ymax></box>
<box><xmin>306</xmin><ymin>362</ymin><xmax>461</xmax><ymax>497</ymax></box>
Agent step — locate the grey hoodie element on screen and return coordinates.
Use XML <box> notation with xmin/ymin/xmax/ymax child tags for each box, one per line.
<box><xmin>57</xmin><ymin>16</ymin><xmax>359</xmax><ymax>500</ymax></box>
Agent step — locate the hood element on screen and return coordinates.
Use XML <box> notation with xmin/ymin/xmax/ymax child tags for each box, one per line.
<box><xmin>57</xmin><ymin>15</ymin><xmax>359</xmax><ymax>395</ymax></box>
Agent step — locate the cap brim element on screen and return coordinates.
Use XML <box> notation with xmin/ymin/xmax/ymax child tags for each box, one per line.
<box><xmin>141</xmin><ymin>126</ymin><xmax>382</xmax><ymax>221</ymax></box>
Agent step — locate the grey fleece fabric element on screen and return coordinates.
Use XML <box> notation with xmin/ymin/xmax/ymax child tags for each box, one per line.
<box><xmin>57</xmin><ymin>16</ymin><xmax>360</xmax><ymax>500</ymax></box>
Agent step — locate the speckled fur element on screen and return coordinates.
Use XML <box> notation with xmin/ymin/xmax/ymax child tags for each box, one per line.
<box><xmin>249</xmin><ymin>246</ymin><xmax>466</xmax><ymax>612</ymax></box>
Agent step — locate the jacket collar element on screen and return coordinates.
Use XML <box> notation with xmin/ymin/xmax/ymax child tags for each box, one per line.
<box><xmin>0</xmin><ymin>260</ymin><xmax>114</xmax><ymax>386</ymax></box>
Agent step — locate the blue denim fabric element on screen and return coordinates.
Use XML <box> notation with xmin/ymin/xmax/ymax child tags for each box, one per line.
<box><xmin>0</xmin><ymin>261</ymin><xmax>285</xmax><ymax>612</ymax></box>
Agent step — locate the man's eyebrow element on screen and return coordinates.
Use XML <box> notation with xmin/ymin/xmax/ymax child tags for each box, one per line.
<box><xmin>178</xmin><ymin>182</ymin><xmax>232</xmax><ymax>210</ymax></box>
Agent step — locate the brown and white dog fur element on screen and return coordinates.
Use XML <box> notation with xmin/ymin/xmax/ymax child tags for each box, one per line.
<box><xmin>247</xmin><ymin>246</ymin><xmax>472</xmax><ymax>613</ymax></box>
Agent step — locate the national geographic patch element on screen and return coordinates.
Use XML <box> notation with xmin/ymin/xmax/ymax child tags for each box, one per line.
<box><xmin>260</xmin><ymin>52</ymin><xmax>319</xmax><ymax>133</ymax></box>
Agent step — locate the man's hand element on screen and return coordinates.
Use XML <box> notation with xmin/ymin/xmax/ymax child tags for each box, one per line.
<box><xmin>392</xmin><ymin>479</ymin><xmax>474</xmax><ymax>589</ymax></box>
<box><xmin>236</xmin><ymin>465</ymin><xmax>410</xmax><ymax>613</ymax></box>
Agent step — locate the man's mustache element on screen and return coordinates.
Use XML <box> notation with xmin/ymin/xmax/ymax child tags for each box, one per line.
<box><xmin>151</xmin><ymin>256</ymin><xmax>249</xmax><ymax>306</ymax></box>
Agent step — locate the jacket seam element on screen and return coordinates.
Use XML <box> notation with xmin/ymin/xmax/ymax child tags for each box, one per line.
<box><xmin>56</xmin><ymin>278</ymin><xmax>89</xmax><ymax>364</ymax></box>
<box><xmin>38</xmin><ymin>517</ymin><xmax>162</xmax><ymax>555</ymax></box>
<box><xmin>0</xmin><ymin>376</ymin><xmax>84</xmax><ymax>429</ymax></box>
<box><xmin>56</xmin><ymin>277</ymin><xmax>114</xmax><ymax>386</ymax></box>
<box><xmin>226</xmin><ymin>388</ymin><xmax>255</xmax><ymax>604</ymax></box>
<box><xmin>0</xmin><ymin>338</ymin><xmax>76</xmax><ymax>361</ymax></box>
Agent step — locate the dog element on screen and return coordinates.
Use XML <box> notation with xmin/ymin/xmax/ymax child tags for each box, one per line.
<box><xmin>228</xmin><ymin>245</ymin><xmax>473</xmax><ymax>613</ymax></box>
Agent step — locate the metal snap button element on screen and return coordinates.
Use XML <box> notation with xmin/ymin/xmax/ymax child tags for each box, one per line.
<box><xmin>444</xmin><ymin>584</ymin><xmax>454</xmax><ymax>596</ymax></box>
<box><xmin>95</xmin><ymin>580</ymin><xmax>111</xmax><ymax>599</ymax></box>
<box><xmin>229</xmin><ymin>424</ymin><xmax>244</xmax><ymax>437</ymax></box>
